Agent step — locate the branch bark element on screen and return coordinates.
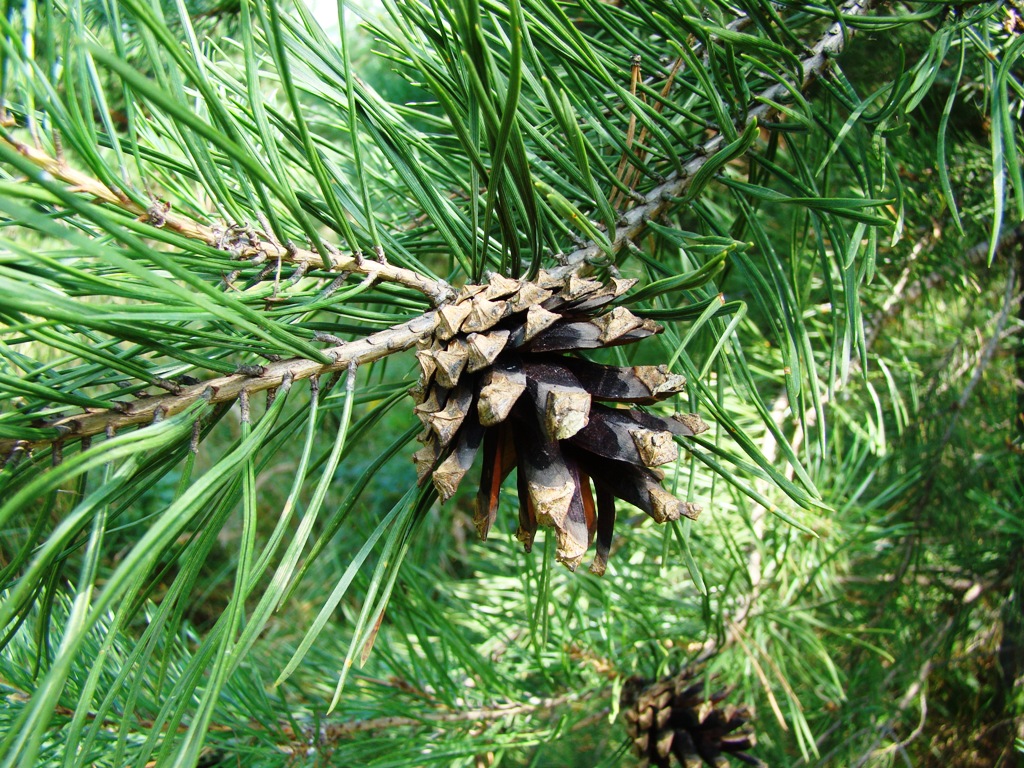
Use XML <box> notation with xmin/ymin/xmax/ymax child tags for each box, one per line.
<box><xmin>558</xmin><ymin>0</ymin><xmax>876</xmax><ymax>274</ymax></box>
<box><xmin>0</xmin><ymin>312</ymin><xmax>438</xmax><ymax>455</ymax></box>
<box><xmin>279</xmin><ymin>692</ymin><xmax>580</xmax><ymax>749</ymax></box>
<box><xmin>0</xmin><ymin>134</ymin><xmax>455</xmax><ymax>305</ymax></box>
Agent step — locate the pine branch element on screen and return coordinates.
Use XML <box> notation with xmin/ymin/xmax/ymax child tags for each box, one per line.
<box><xmin>867</xmin><ymin>222</ymin><xmax>1024</xmax><ymax>350</ymax></box>
<box><xmin>558</xmin><ymin>0</ymin><xmax>878</xmax><ymax>274</ymax></box>
<box><xmin>569</xmin><ymin>0</ymin><xmax>880</xmax><ymax>665</ymax></box>
<box><xmin>0</xmin><ymin>3</ymin><xmax>1014</xmax><ymax>766</ymax></box>
<box><xmin>699</xmin><ymin>229</ymin><xmax>1024</xmax><ymax>673</ymax></box>
<box><xmin>0</xmin><ymin>134</ymin><xmax>455</xmax><ymax>305</ymax></box>
<box><xmin>0</xmin><ymin>671</ymin><xmax>579</xmax><ymax>759</ymax></box>
<box><xmin>1</xmin><ymin>0</ymin><xmax>879</xmax><ymax>460</ymax></box>
<box><xmin>281</xmin><ymin>692</ymin><xmax>580</xmax><ymax>746</ymax></box>
<box><xmin>0</xmin><ymin>312</ymin><xmax>438</xmax><ymax>455</ymax></box>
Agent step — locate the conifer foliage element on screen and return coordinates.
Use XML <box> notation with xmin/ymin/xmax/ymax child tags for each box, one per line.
<box><xmin>0</xmin><ymin>0</ymin><xmax>1021</xmax><ymax>765</ymax></box>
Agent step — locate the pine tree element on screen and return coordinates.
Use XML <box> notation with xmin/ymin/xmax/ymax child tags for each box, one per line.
<box><xmin>0</xmin><ymin>0</ymin><xmax>1021</xmax><ymax>765</ymax></box>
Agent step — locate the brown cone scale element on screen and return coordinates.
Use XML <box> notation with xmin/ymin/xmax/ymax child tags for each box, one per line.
<box><xmin>408</xmin><ymin>271</ymin><xmax>709</xmax><ymax>571</ymax></box>
<box><xmin>622</xmin><ymin>668</ymin><xmax>765</xmax><ymax>767</ymax></box>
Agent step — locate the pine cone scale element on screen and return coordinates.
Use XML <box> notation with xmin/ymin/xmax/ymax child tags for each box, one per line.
<box><xmin>409</xmin><ymin>271</ymin><xmax>708</xmax><ymax>572</ymax></box>
<box><xmin>622</xmin><ymin>669</ymin><xmax>765</xmax><ymax>768</ymax></box>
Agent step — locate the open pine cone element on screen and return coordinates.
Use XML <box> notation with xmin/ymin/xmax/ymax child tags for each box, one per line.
<box><xmin>622</xmin><ymin>669</ymin><xmax>764</xmax><ymax>767</ymax></box>
<box><xmin>411</xmin><ymin>270</ymin><xmax>709</xmax><ymax>572</ymax></box>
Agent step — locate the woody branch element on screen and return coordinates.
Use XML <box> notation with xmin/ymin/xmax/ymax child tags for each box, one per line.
<box><xmin>0</xmin><ymin>133</ymin><xmax>455</xmax><ymax>306</ymax></box>
<box><xmin>1</xmin><ymin>0</ymin><xmax>875</xmax><ymax>457</ymax></box>
<box><xmin>0</xmin><ymin>313</ymin><xmax>438</xmax><ymax>455</ymax></box>
<box><xmin>559</xmin><ymin>0</ymin><xmax>875</xmax><ymax>273</ymax></box>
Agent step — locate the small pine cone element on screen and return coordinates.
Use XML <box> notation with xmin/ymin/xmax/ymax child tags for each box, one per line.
<box><xmin>410</xmin><ymin>270</ymin><xmax>709</xmax><ymax>572</ymax></box>
<box><xmin>621</xmin><ymin>669</ymin><xmax>765</xmax><ymax>768</ymax></box>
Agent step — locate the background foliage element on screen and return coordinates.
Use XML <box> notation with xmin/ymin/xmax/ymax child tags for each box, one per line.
<box><xmin>0</xmin><ymin>0</ymin><xmax>1022</xmax><ymax>765</ymax></box>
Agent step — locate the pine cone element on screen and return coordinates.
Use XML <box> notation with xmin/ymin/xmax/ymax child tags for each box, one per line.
<box><xmin>410</xmin><ymin>271</ymin><xmax>709</xmax><ymax>572</ymax></box>
<box><xmin>622</xmin><ymin>670</ymin><xmax>764</xmax><ymax>767</ymax></box>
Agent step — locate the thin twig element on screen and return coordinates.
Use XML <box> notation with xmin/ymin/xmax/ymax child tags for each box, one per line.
<box><xmin>767</xmin><ymin>223</ymin><xmax>1023</xmax><ymax>568</ymax></box>
<box><xmin>276</xmin><ymin>692</ymin><xmax>581</xmax><ymax>756</ymax></box>
<box><xmin>0</xmin><ymin>673</ymin><xmax>579</xmax><ymax>758</ymax></box>
<box><xmin>609</xmin><ymin>17</ymin><xmax>751</xmax><ymax>210</ymax></box>
<box><xmin>558</xmin><ymin>0</ymin><xmax>876</xmax><ymax>275</ymax></box>
<box><xmin>867</xmin><ymin>222</ymin><xmax>1024</xmax><ymax>351</ymax></box>
<box><xmin>0</xmin><ymin>134</ymin><xmax>454</xmax><ymax>305</ymax></box>
<box><xmin>939</xmin><ymin>259</ymin><xmax>1019</xmax><ymax>446</ymax></box>
<box><xmin>0</xmin><ymin>312</ymin><xmax>438</xmax><ymax>454</ymax></box>
<box><xmin>848</xmin><ymin>617</ymin><xmax>954</xmax><ymax>768</ymax></box>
